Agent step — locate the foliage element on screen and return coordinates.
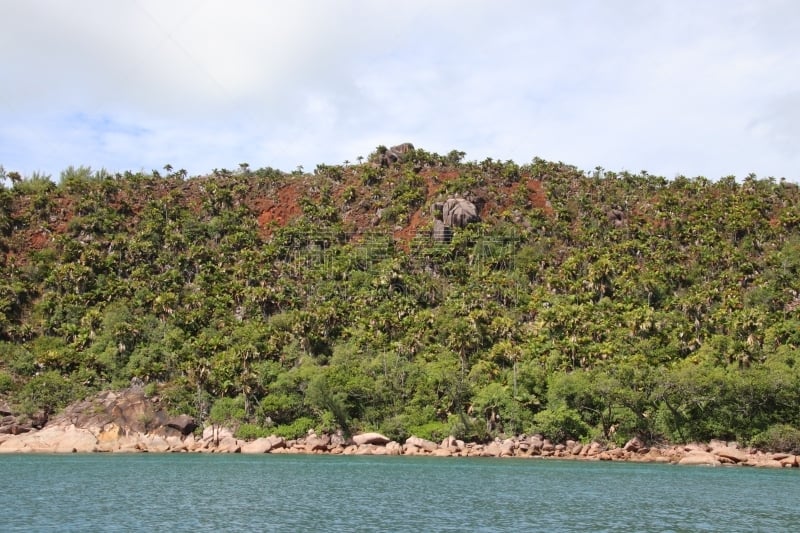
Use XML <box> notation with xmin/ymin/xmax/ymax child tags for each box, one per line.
<box><xmin>273</xmin><ymin>416</ymin><xmax>316</xmax><ymax>439</ymax></box>
<box><xmin>0</xmin><ymin>158</ymin><xmax>799</xmax><ymax>449</ymax></box>
<box><xmin>532</xmin><ymin>405</ymin><xmax>591</xmax><ymax>442</ymax></box>
<box><xmin>750</xmin><ymin>424</ymin><xmax>800</xmax><ymax>454</ymax></box>
<box><xmin>234</xmin><ymin>423</ymin><xmax>271</xmax><ymax>440</ymax></box>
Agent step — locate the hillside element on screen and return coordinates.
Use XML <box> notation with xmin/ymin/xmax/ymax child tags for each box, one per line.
<box><xmin>2</xmin><ymin>146</ymin><xmax>800</xmax><ymax>451</ymax></box>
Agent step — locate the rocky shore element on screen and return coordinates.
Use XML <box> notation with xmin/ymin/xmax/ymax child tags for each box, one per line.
<box><xmin>0</xmin><ymin>389</ymin><xmax>797</xmax><ymax>468</ymax></box>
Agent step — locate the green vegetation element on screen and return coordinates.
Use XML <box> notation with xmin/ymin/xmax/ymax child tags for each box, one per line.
<box><xmin>1</xmin><ymin>151</ymin><xmax>799</xmax><ymax>449</ymax></box>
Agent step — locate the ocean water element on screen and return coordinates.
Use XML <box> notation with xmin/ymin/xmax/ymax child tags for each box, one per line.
<box><xmin>1</xmin><ymin>454</ymin><xmax>798</xmax><ymax>532</ymax></box>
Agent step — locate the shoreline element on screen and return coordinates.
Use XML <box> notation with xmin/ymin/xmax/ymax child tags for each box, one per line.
<box><xmin>2</xmin><ymin>389</ymin><xmax>796</xmax><ymax>467</ymax></box>
<box><xmin>1</xmin><ymin>425</ymin><xmax>797</xmax><ymax>468</ymax></box>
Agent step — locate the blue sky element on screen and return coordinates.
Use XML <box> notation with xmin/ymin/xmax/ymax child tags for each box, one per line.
<box><xmin>1</xmin><ymin>0</ymin><xmax>799</xmax><ymax>181</ymax></box>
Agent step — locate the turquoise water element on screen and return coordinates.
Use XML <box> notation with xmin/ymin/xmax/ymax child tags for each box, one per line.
<box><xmin>1</xmin><ymin>454</ymin><xmax>798</xmax><ymax>532</ymax></box>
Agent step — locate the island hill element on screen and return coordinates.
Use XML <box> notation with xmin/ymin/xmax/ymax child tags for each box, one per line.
<box><xmin>1</xmin><ymin>145</ymin><xmax>800</xmax><ymax>460</ymax></box>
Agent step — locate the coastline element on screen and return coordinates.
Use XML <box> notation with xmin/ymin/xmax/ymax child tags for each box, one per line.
<box><xmin>1</xmin><ymin>425</ymin><xmax>797</xmax><ymax>468</ymax></box>
<box><xmin>1</xmin><ymin>388</ymin><xmax>796</xmax><ymax>467</ymax></box>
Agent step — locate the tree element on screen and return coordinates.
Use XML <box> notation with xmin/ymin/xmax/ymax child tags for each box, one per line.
<box><xmin>208</xmin><ymin>396</ymin><xmax>246</xmax><ymax>444</ymax></box>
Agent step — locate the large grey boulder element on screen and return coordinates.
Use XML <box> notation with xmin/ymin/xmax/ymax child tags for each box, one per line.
<box><xmin>374</xmin><ymin>143</ymin><xmax>415</xmax><ymax>166</ymax></box>
<box><xmin>241</xmin><ymin>437</ymin><xmax>274</xmax><ymax>454</ymax></box>
<box><xmin>165</xmin><ymin>415</ymin><xmax>198</xmax><ymax>436</ymax></box>
<box><xmin>405</xmin><ymin>435</ymin><xmax>438</xmax><ymax>453</ymax></box>
<box><xmin>678</xmin><ymin>451</ymin><xmax>721</xmax><ymax>466</ymax></box>
<box><xmin>441</xmin><ymin>198</ymin><xmax>480</xmax><ymax>228</ymax></box>
<box><xmin>432</xmin><ymin>219</ymin><xmax>452</xmax><ymax>243</ymax></box>
<box><xmin>430</xmin><ymin>198</ymin><xmax>480</xmax><ymax>242</ymax></box>
<box><xmin>353</xmin><ymin>432</ymin><xmax>391</xmax><ymax>446</ymax></box>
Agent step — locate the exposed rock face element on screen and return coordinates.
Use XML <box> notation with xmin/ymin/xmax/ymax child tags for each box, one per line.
<box><xmin>241</xmin><ymin>437</ymin><xmax>274</xmax><ymax>454</ymax></box>
<box><xmin>4</xmin><ymin>389</ymin><xmax>800</xmax><ymax>463</ymax></box>
<box><xmin>374</xmin><ymin>143</ymin><xmax>415</xmax><ymax>167</ymax></box>
<box><xmin>678</xmin><ymin>451</ymin><xmax>721</xmax><ymax>466</ymax></box>
<box><xmin>353</xmin><ymin>432</ymin><xmax>391</xmax><ymax>446</ymax></box>
<box><xmin>305</xmin><ymin>433</ymin><xmax>331</xmax><ymax>452</ymax></box>
<box><xmin>430</xmin><ymin>198</ymin><xmax>481</xmax><ymax>242</ymax></box>
<box><xmin>714</xmin><ymin>446</ymin><xmax>748</xmax><ymax>464</ymax></box>
<box><xmin>442</xmin><ymin>198</ymin><xmax>480</xmax><ymax>228</ymax></box>
<box><xmin>54</xmin><ymin>388</ymin><xmax>163</xmax><ymax>435</ymax></box>
<box><xmin>405</xmin><ymin>435</ymin><xmax>438</xmax><ymax>453</ymax></box>
<box><xmin>432</xmin><ymin>219</ymin><xmax>452</xmax><ymax>243</ymax></box>
<box><xmin>607</xmin><ymin>208</ymin><xmax>625</xmax><ymax>227</ymax></box>
<box><xmin>165</xmin><ymin>414</ymin><xmax>198</xmax><ymax>436</ymax></box>
<box><xmin>0</xmin><ymin>406</ymin><xmax>47</xmax><ymax>435</ymax></box>
<box><xmin>623</xmin><ymin>436</ymin><xmax>645</xmax><ymax>453</ymax></box>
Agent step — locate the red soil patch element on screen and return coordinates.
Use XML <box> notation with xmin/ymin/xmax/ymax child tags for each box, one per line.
<box><xmin>255</xmin><ymin>183</ymin><xmax>304</xmax><ymax>237</ymax></box>
<box><xmin>29</xmin><ymin>231</ymin><xmax>50</xmax><ymax>249</ymax></box>
<box><xmin>392</xmin><ymin>170</ymin><xmax>458</xmax><ymax>243</ymax></box>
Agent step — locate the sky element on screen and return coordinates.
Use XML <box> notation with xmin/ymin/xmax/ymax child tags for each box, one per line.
<box><xmin>1</xmin><ymin>0</ymin><xmax>799</xmax><ymax>182</ymax></box>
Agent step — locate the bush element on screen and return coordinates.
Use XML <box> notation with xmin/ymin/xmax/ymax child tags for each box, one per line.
<box><xmin>235</xmin><ymin>423</ymin><xmax>271</xmax><ymax>440</ymax></box>
<box><xmin>209</xmin><ymin>396</ymin><xmax>246</xmax><ymax>429</ymax></box>
<box><xmin>273</xmin><ymin>417</ymin><xmax>316</xmax><ymax>439</ymax></box>
<box><xmin>0</xmin><ymin>370</ymin><xmax>14</xmax><ymax>394</ymax></box>
<box><xmin>14</xmin><ymin>370</ymin><xmax>79</xmax><ymax>415</ymax></box>
<box><xmin>750</xmin><ymin>424</ymin><xmax>800</xmax><ymax>454</ymax></box>
<box><xmin>408</xmin><ymin>420</ymin><xmax>450</xmax><ymax>443</ymax></box>
<box><xmin>532</xmin><ymin>406</ymin><xmax>590</xmax><ymax>443</ymax></box>
<box><xmin>378</xmin><ymin>415</ymin><xmax>409</xmax><ymax>443</ymax></box>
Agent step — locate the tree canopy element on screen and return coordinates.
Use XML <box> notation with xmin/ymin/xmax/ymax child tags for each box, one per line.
<box><xmin>1</xmin><ymin>153</ymin><xmax>799</xmax><ymax>448</ymax></box>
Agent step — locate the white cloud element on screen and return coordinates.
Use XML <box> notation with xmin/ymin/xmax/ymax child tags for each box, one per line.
<box><xmin>1</xmin><ymin>0</ymin><xmax>798</xmax><ymax>180</ymax></box>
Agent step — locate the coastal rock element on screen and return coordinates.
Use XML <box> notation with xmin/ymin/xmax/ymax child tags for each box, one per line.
<box><xmin>386</xmin><ymin>441</ymin><xmax>403</xmax><ymax>456</ymax></box>
<box><xmin>481</xmin><ymin>442</ymin><xmax>502</xmax><ymax>457</ymax></box>
<box><xmin>500</xmin><ymin>439</ymin><xmax>516</xmax><ymax>457</ymax></box>
<box><xmin>403</xmin><ymin>444</ymin><xmax>423</xmax><ymax>456</ymax></box>
<box><xmin>607</xmin><ymin>448</ymin><xmax>626</xmax><ymax>459</ymax></box>
<box><xmin>139</xmin><ymin>435</ymin><xmax>170</xmax><ymax>453</ymax></box>
<box><xmin>441</xmin><ymin>436</ymin><xmax>464</xmax><ymax>452</ymax></box>
<box><xmin>266</xmin><ymin>435</ymin><xmax>286</xmax><ymax>451</ymax></box>
<box><xmin>166</xmin><ymin>415</ymin><xmax>198</xmax><ymax>436</ymax></box>
<box><xmin>353</xmin><ymin>432</ymin><xmax>391</xmax><ymax>446</ymax></box>
<box><xmin>330</xmin><ymin>432</ymin><xmax>346</xmax><ymax>448</ymax></box>
<box><xmin>713</xmin><ymin>446</ymin><xmax>748</xmax><ymax>463</ymax></box>
<box><xmin>97</xmin><ymin>423</ymin><xmax>123</xmax><ymax>443</ymax></box>
<box><xmin>165</xmin><ymin>435</ymin><xmax>186</xmax><ymax>451</ymax></box>
<box><xmin>305</xmin><ymin>434</ymin><xmax>330</xmax><ymax>452</ymax></box>
<box><xmin>176</xmin><ymin>434</ymin><xmax>196</xmax><ymax>452</ymax></box>
<box><xmin>54</xmin><ymin>426</ymin><xmax>99</xmax><ymax>453</ymax></box>
<box><xmin>623</xmin><ymin>437</ymin><xmax>644</xmax><ymax>453</ymax></box>
<box><xmin>216</xmin><ymin>436</ymin><xmax>242</xmax><ymax>453</ymax></box>
<box><xmin>678</xmin><ymin>451</ymin><xmax>721</xmax><ymax>466</ymax></box>
<box><xmin>405</xmin><ymin>436</ymin><xmax>438</xmax><ymax>453</ymax></box>
<box><xmin>202</xmin><ymin>426</ymin><xmax>234</xmax><ymax>443</ymax></box>
<box><xmin>355</xmin><ymin>444</ymin><xmax>376</xmax><ymax>455</ymax></box>
<box><xmin>747</xmin><ymin>457</ymin><xmax>784</xmax><ymax>468</ymax></box>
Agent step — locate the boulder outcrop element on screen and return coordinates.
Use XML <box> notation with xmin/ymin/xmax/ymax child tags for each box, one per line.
<box><xmin>353</xmin><ymin>432</ymin><xmax>391</xmax><ymax>446</ymax></box>
<box><xmin>3</xmin><ymin>389</ymin><xmax>799</xmax><ymax>465</ymax></box>
<box><xmin>373</xmin><ymin>143</ymin><xmax>415</xmax><ymax>167</ymax></box>
<box><xmin>442</xmin><ymin>198</ymin><xmax>480</xmax><ymax>228</ymax></box>
<box><xmin>431</xmin><ymin>197</ymin><xmax>481</xmax><ymax>242</ymax></box>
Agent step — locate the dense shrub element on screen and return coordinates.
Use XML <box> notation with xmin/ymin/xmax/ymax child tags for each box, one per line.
<box><xmin>750</xmin><ymin>424</ymin><xmax>800</xmax><ymax>454</ymax></box>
